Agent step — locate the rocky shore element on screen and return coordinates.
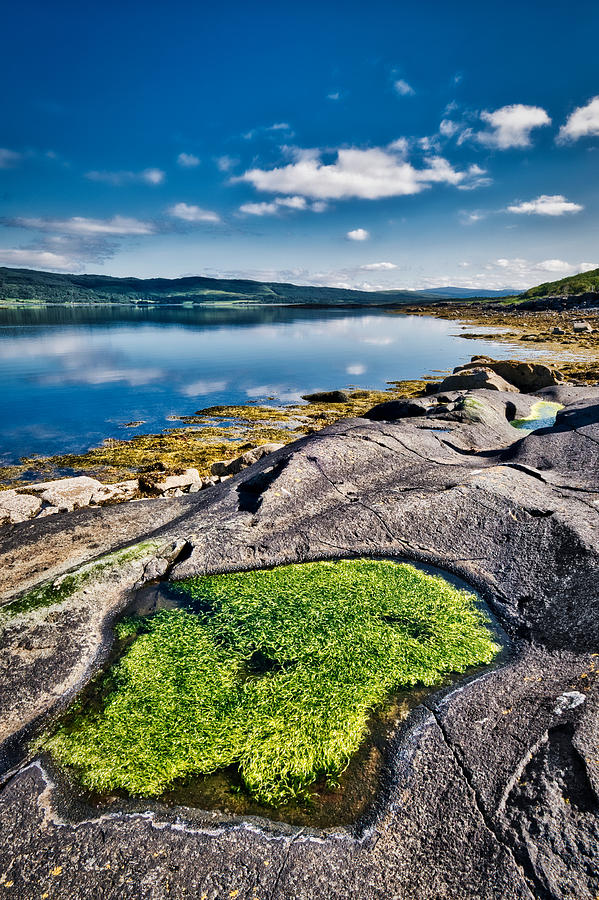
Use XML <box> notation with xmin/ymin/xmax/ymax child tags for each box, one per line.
<box><xmin>1</xmin><ymin>350</ymin><xmax>599</xmax><ymax>898</ymax></box>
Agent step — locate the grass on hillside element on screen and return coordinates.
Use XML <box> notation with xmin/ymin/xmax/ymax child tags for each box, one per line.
<box><xmin>46</xmin><ymin>560</ymin><xmax>499</xmax><ymax>806</ymax></box>
<box><xmin>521</xmin><ymin>266</ymin><xmax>599</xmax><ymax>299</ymax></box>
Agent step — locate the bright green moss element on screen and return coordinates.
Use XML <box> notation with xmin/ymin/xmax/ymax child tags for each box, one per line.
<box><xmin>512</xmin><ymin>400</ymin><xmax>563</xmax><ymax>432</ymax></box>
<box><xmin>47</xmin><ymin>559</ymin><xmax>499</xmax><ymax>805</ymax></box>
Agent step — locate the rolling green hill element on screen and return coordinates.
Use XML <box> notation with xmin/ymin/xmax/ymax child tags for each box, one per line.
<box><xmin>0</xmin><ymin>267</ymin><xmax>440</xmax><ymax>306</ymax></box>
<box><xmin>520</xmin><ymin>267</ymin><xmax>599</xmax><ymax>299</ymax></box>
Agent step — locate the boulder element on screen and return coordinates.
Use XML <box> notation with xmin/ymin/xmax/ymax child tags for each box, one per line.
<box><xmin>0</xmin><ymin>490</ymin><xmax>42</xmax><ymax>525</ymax></box>
<box><xmin>301</xmin><ymin>390</ymin><xmax>350</xmax><ymax>403</ymax></box>
<box><xmin>552</xmin><ymin>326</ymin><xmax>565</xmax><ymax>335</ymax></box>
<box><xmin>143</xmin><ymin>468</ymin><xmax>201</xmax><ymax>495</ymax></box>
<box><xmin>17</xmin><ymin>476</ymin><xmax>103</xmax><ymax>512</ymax></box>
<box><xmin>573</xmin><ymin>320</ymin><xmax>592</xmax><ymax>333</ymax></box>
<box><xmin>364</xmin><ymin>398</ymin><xmax>429</xmax><ymax>421</ymax></box>
<box><xmin>454</xmin><ymin>357</ymin><xmax>562</xmax><ymax>392</ymax></box>
<box><xmin>211</xmin><ymin>443</ymin><xmax>285</xmax><ymax>477</ymax></box>
<box><xmin>90</xmin><ymin>479</ymin><xmax>140</xmax><ymax>505</ymax></box>
<box><xmin>433</xmin><ymin>367</ymin><xmax>519</xmax><ymax>394</ymax></box>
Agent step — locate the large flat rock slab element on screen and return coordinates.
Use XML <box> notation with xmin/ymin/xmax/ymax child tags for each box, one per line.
<box><xmin>1</xmin><ymin>386</ymin><xmax>599</xmax><ymax>898</ymax></box>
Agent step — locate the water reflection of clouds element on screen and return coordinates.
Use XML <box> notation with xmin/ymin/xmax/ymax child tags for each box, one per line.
<box><xmin>245</xmin><ymin>384</ymin><xmax>305</xmax><ymax>402</ymax></box>
<box><xmin>38</xmin><ymin>367</ymin><xmax>164</xmax><ymax>387</ymax></box>
<box><xmin>179</xmin><ymin>379</ymin><xmax>228</xmax><ymax>397</ymax></box>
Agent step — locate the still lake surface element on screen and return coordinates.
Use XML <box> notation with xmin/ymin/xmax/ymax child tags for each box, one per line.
<box><xmin>0</xmin><ymin>304</ymin><xmax>542</xmax><ymax>464</ymax></box>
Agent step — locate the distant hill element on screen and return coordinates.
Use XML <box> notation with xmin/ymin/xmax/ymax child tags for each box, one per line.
<box><xmin>419</xmin><ymin>287</ymin><xmax>517</xmax><ymax>299</ymax></box>
<box><xmin>0</xmin><ymin>266</ymin><xmax>516</xmax><ymax>307</ymax></box>
<box><xmin>520</xmin><ymin>267</ymin><xmax>599</xmax><ymax>299</ymax></box>
<box><xmin>0</xmin><ymin>267</ymin><xmax>438</xmax><ymax>307</ymax></box>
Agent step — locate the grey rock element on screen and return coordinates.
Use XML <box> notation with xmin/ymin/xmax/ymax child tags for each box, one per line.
<box><xmin>211</xmin><ymin>443</ymin><xmax>285</xmax><ymax>476</ymax></box>
<box><xmin>18</xmin><ymin>476</ymin><xmax>104</xmax><ymax>512</ymax></box>
<box><xmin>301</xmin><ymin>390</ymin><xmax>350</xmax><ymax>403</ymax></box>
<box><xmin>454</xmin><ymin>356</ymin><xmax>562</xmax><ymax>391</ymax></box>
<box><xmin>142</xmin><ymin>468</ymin><xmax>201</xmax><ymax>494</ymax></box>
<box><xmin>0</xmin><ymin>491</ymin><xmax>42</xmax><ymax>525</ymax></box>
<box><xmin>434</xmin><ymin>367</ymin><xmax>519</xmax><ymax>394</ymax></box>
<box><xmin>90</xmin><ymin>479</ymin><xmax>139</xmax><ymax>505</ymax></box>
<box><xmin>1</xmin><ymin>385</ymin><xmax>599</xmax><ymax>898</ymax></box>
<box><xmin>364</xmin><ymin>398</ymin><xmax>429</xmax><ymax>420</ymax></box>
<box><xmin>573</xmin><ymin>320</ymin><xmax>592</xmax><ymax>333</ymax></box>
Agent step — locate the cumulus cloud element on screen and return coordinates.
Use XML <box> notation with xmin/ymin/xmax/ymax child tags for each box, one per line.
<box><xmin>360</xmin><ymin>262</ymin><xmax>397</xmax><ymax>270</ymax></box>
<box><xmin>558</xmin><ymin>96</ymin><xmax>599</xmax><ymax>142</ymax></box>
<box><xmin>85</xmin><ymin>167</ymin><xmax>166</xmax><ymax>186</ymax></box>
<box><xmin>0</xmin><ymin>248</ymin><xmax>75</xmax><ymax>271</ymax></box>
<box><xmin>177</xmin><ymin>152</ymin><xmax>200</xmax><ymax>168</ymax></box>
<box><xmin>327</xmin><ymin>91</ymin><xmax>340</xmax><ymax>101</ymax></box>
<box><xmin>236</xmin><ymin>146</ymin><xmax>488</xmax><ymax>200</ymax></box>
<box><xmin>507</xmin><ymin>194</ymin><xmax>583</xmax><ymax>216</ymax></box>
<box><xmin>0</xmin><ymin>148</ymin><xmax>21</xmax><ymax>168</ymax></box>
<box><xmin>394</xmin><ymin>79</ymin><xmax>414</xmax><ymax>96</ymax></box>
<box><xmin>8</xmin><ymin>215</ymin><xmax>155</xmax><ymax>235</ymax></box>
<box><xmin>168</xmin><ymin>202</ymin><xmax>221</xmax><ymax>223</ymax></box>
<box><xmin>476</xmin><ymin>104</ymin><xmax>551</xmax><ymax>148</ymax></box>
<box><xmin>347</xmin><ymin>228</ymin><xmax>369</xmax><ymax>241</ymax></box>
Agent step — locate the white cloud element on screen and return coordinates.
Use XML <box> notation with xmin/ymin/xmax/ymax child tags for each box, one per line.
<box><xmin>243</xmin><ymin>122</ymin><xmax>293</xmax><ymax>140</ymax></box>
<box><xmin>238</xmin><ymin>195</ymin><xmax>327</xmax><ymax>216</ymax></box>
<box><xmin>168</xmin><ymin>202</ymin><xmax>221</xmax><ymax>223</ymax></box>
<box><xmin>0</xmin><ymin>148</ymin><xmax>21</xmax><ymax>168</ymax></box>
<box><xmin>347</xmin><ymin>228</ymin><xmax>369</xmax><ymax>241</ymax></box>
<box><xmin>216</xmin><ymin>155</ymin><xmax>238</xmax><ymax>173</ymax></box>
<box><xmin>476</xmin><ymin>104</ymin><xmax>551</xmax><ymax>149</ymax></box>
<box><xmin>346</xmin><ymin>363</ymin><xmax>366</xmax><ymax>375</ymax></box>
<box><xmin>394</xmin><ymin>79</ymin><xmax>414</xmax><ymax>96</ymax></box>
<box><xmin>236</xmin><ymin>146</ymin><xmax>488</xmax><ymax>200</ymax></box>
<box><xmin>0</xmin><ymin>248</ymin><xmax>75</xmax><ymax>271</ymax></box>
<box><xmin>507</xmin><ymin>194</ymin><xmax>583</xmax><ymax>216</ymax></box>
<box><xmin>459</xmin><ymin>211</ymin><xmax>484</xmax><ymax>225</ymax></box>
<box><xmin>360</xmin><ymin>261</ymin><xmax>397</xmax><ymax>270</ymax></box>
<box><xmin>439</xmin><ymin>119</ymin><xmax>459</xmax><ymax>137</ymax></box>
<box><xmin>327</xmin><ymin>91</ymin><xmax>340</xmax><ymax>101</ymax></box>
<box><xmin>177</xmin><ymin>152</ymin><xmax>200</xmax><ymax>168</ymax></box>
<box><xmin>11</xmin><ymin>215</ymin><xmax>155</xmax><ymax>235</ymax></box>
<box><xmin>85</xmin><ymin>168</ymin><xmax>166</xmax><ymax>186</ymax></box>
<box><xmin>387</xmin><ymin>137</ymin><xmax>409</xmax><ymax>156</ymax></box>
<box><xmin>558</xmin><ymin>96</ymin><xmax>599</xmax><ymax>142</ymax></box>
<box><xmin>456</xmin><ymin>163</ymin><xmax>492</xmax><ymax>190</ymax></box>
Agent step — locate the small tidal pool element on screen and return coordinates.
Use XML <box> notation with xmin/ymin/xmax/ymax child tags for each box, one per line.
<box><xmin>43</xmin><ymin>559</ymin><xmax>506</xmax><ymax>827</ymax></box>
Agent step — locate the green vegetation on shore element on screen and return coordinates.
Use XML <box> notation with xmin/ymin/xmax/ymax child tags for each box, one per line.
<box><xmin>46</xmin><ymin>559</ymin><xmax>499</xmax><ymax>805</ymax></box>
<box><xmin>520</xmin><ymin>266</ymin><xmax>599</xmax><ymax>299</ymax></box>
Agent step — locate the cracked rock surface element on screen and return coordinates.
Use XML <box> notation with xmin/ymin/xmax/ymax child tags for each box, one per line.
<box><xmin>1</xmin><ymin>386</ymin><xmax>598</xmax><ymax>899</ymax></box>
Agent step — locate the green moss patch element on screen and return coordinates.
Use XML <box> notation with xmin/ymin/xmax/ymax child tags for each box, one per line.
<box><xmin>46</xmin><ymin>559</ymin><xmax>499</xmax><ymax>806</ymax></box>
<box><xmin>512</xmin><ymin>400</ymin><xmax>563</xmax><ymax>432</ymax></box>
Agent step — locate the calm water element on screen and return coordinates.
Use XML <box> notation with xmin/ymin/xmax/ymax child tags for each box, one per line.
<box><xmin>0</xmin><ymin>304</ymin><xmax>541</xmax><ymax>463</ymax></box>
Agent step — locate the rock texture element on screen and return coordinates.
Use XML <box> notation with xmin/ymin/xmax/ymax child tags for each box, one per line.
<box><xmin>1</xmin><ymin>386</ymin><xmax>599</xmax><ymax>899</ymax></box>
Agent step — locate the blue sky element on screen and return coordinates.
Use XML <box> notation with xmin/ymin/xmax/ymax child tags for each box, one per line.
<box><xmin>1</xmin><ymin>0</ymin><xmax>599</xmax><ymax>291</ymax></box>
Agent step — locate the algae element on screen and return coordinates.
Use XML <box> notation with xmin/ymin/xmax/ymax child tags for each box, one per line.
<box><xmin>0</xmin><ymin>540</ymin><xmax>160</xmax><ymax>623</ymax></box>
<box><xmin>512</xmin><ymin>400</ymin><xmax>563</xmax><ymax>432</ymax></box>
<box><xmin>0</xmin><ymin>381</ymin><xmax>428</xmax><ymax>487</ymax></box>
<box><xmin>46</xmin><ymin>559</ymin><xmax>499</xmax><ymax>806</ymax></box>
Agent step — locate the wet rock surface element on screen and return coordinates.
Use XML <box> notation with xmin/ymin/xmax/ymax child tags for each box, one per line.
<box><xmin>1</xmin><ymin>385</ymin><xmax>599</xmax><ymax>898</ymax></box>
